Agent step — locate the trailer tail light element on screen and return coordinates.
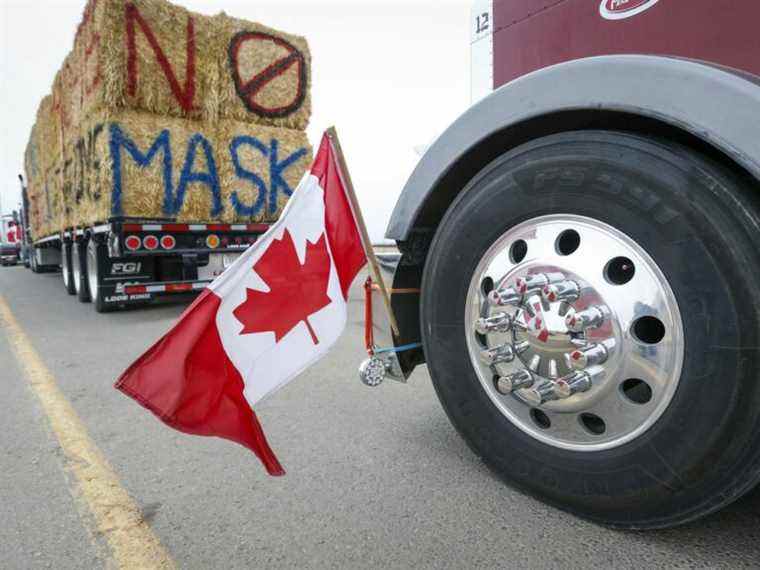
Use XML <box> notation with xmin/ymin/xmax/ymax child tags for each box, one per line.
<box><xmin>125</xmin><ymin>235</ymin><xmax>141</xmax><ymax>251</ymax></box>
<box><xmin>143</xmin><ymin>235</ymin><xmax>159</xmax><ymax>250</ymax></box>
<box><xmin>160</xmin><ymin>235</ymin><xmax>176</xmax><ymax>250</ymax></box>
<box><xmin>206</xmin><ymin>234</ymin><xmax>220</xmax><ymax>249</ymax></box>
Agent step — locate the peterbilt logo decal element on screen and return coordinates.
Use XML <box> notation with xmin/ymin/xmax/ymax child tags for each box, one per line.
<box><xmin>599</xmin><ymin>0</ymin><xmax>659</xmax><ymax>20</ymax></box>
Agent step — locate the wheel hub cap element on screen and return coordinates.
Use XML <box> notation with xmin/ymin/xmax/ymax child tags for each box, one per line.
<box><xmin>466</xmin><ymin>215</ymin><xmax>683</xmax><ymax>451</ymax></box>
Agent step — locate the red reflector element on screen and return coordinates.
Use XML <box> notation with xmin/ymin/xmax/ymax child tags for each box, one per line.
<box><xmin>143</xmin><ymin>235</ymin><xmax>159</xmax><ymax>250</ymax></box>
<box><xmin>124</xmin><ymin>235</ymin><xmax>141</xmax><ymax>251</ymax></box>
<box><xmin>124</xmin><ymin>285</ymin><xmax>147</xmax><ymax>295</ymax></box>
<box><xmin>162</xmin><ymin>224</ymin><xmax>189</xmax><ymax>232</ymax></box>
<box><xmin>160</xmin><ymin>235</ymin><xmax>176</xmax><ymax>250</ymax></box>
<box><xmin>166</xmin><ymin>283</ymin><xmax>193</xmax><ymax>293</ymax></box>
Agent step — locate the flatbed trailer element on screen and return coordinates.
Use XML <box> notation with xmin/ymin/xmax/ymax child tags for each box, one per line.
<box><xmin>32</xmin><ymin>218</ymin><xmax>270</xmax><ymax>312</ymax></box>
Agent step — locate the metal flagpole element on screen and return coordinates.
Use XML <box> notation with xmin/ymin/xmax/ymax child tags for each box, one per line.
<box><xmin>325</xmin><ymin>126</ymin><xmax>400</xmax><ymax>337</ymax></box>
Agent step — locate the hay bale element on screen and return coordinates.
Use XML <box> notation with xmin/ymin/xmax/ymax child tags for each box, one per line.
<box><xmin>60</xmin><ymin>141</ymin><xmax>78</xmax><ymax>230</ymax></box>
<box><xmin>27</xmin><ymin>191</ymin><xmax>43</xmax><ymax>239</ymax></box>
<box><xmin>24</xmin><ymin>126</ymin><xmax>41</xmax><ymax>238</ymax></box>
<box><xmin>53</xmin><ymin>50</ymin><xmax>84</xmax><ymax>145</ymax></box>
<box><xmin>27</xmin><ymin>95</ymin><xmax>63</xmax><ymax>238</ymax></box>
<box><xmin>75</xmin><ymin>0</ymin><xmax>310</xmax><ymax>127</ymax></box>
<box><xmin>74</xmin><ymin>110</ymin><xmax>311</xmax><ymax>226</ymax></box>
<box><xmin>35</xmin><ymin>95</ymin><xmax>60</xmax><ymax>173</ymax></box>
<box><xmin>216</xmin><ymin>118</ymin><xmax>312</xmax><ymax>223</ymax></box>
<box><xmin>24</xmin><ymin>124</ymin><xmax>42</xmax><ymax>188</ymax></box>
<box><xmin>214</xmin><ymin>14</ymin><xmax>311</xmax><ymax>131</ymax></box>
<box><xmin>80</xmin><ymin>0</ymin><xmax>218</xmax><ymax>122</ymax></box>
<box><xmin>35</xmin><ymin>161</ymin><xmax>61</xmax><ymax>238</ymax></box>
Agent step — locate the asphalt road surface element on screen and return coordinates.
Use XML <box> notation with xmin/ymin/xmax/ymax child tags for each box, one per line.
<box><xmin>2</xmin><ymin>264</ymin><xmax>760</xmax><ymax>569</ymax></box>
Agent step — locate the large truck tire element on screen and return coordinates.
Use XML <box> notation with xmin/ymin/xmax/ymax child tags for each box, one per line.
<box><xmin>72</xmin><ymin>239</ymin><xmax>91</xmax><ymax>303</ymax></box>
<box><xmin>62</xmin><ymin>242</ymin><xmax>76</xmax><ymax>295</ymax></box>
<box><xmin>421</xmin><ymin>131</ymin><xmax>760</xmax><ymax>529</ymax></box>
<box><xmin>86</xmin><ymin>239</ymin><xmax>113</xmax><ymax>313</ymax></box>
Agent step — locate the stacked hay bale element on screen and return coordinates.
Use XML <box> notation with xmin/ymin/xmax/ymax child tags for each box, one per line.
<box><xmin>24</xmin><ymin>0</ymin><xmax>312</xmax><ymax>239</ymax></box>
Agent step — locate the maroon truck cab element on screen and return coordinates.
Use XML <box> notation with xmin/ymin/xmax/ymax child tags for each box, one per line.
<box><xmin>487</xmin><ymin>0</ymin><xmax>760</xmax><ymax>92</ymax></box>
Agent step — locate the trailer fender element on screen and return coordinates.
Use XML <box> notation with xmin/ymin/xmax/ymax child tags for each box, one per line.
<box><xmin>386</xmin><ymin>55</ymin><xmax>760</xmax><ymax>241</ymax></box>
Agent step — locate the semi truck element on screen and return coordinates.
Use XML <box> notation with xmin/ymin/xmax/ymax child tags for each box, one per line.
<box><xmin>20</xmin><ymin>0</ymin><xmax>311</xmax><ymax>313</ymax></box>
<box><xmin>365</xmin><ymin>0</ymin><xmax>760</xmax><ymax>529</ymax></box>
<box><xmin>0</xmin><ymin>214</ymin><xmax>21</xmax><ymax>266</ymax></box>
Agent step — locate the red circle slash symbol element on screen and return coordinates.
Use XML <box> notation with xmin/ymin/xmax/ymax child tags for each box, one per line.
<box><xmin>228</xmin><ymin>31</ymin><xmax>307</xmax><ymax>119</ymax></box>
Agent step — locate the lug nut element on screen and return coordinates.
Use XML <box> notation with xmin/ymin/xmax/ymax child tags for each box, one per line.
<box><xmin>479</xmin><ymin>344</ymin><xmax>516</xmax><ymax>366</ymax></box>
<box><xmin>525</xmin><ymin>366</ymin><xmax>605</xmax><ymax>405</ymax></box>
<box><xmin>488</xmin><ymin>287</ymin><xmax>522</xmax><ymax>307</ymax></box>
<box><xmin>554</xmin><ymin>374</ymin><xmax>586</xmax><ymax>399</ymax></box>
<box><xmin>514</xmin><ymin>340</ymin><xmax>530</xmax><ymax>354</ymax></box>
<box><xmin>568</xmin><ymin>343</ymin><xmax>609</xmax><ymax>370</ymax></box>
<box><xmin>557</xmin><ymin>301</ymin><xmax>572</xmax><ymax>317</ymax></box>
<box><xmin>515</xmin><ymin>272</ymin><xmax>566</xmax><ymax>295</ymax></box>
<box><xmin>565</xmin><ymin>305</ymin><xmax>608</xmax><ymax>333</ymax></box>
<box><xmin>475</xmin><ymin>312</ymin><xmax>513</xmax><ymax>335</ymax></box>
<box><xmin>553</xmin><ymin>377</ymin><xmax>573</xmax><ymax>399</ymax></box>
<box><xmin>495</xmin><ymin>370</ymin><xmax>534</xmax><ymax>394</ymax></box>
<box><xmin>555</xmin><ymin>366</ymin><xmax>605</xmax><ymax>399</ymax></box>
<box><xmin>523</xmin><ymin>381</ymin><xmax>561</xmax><ymax>406</ymax></box>
<box><xmin>542</xmin><ymin>280</ymin><xmax>580</xmax><ymax>305</ymax></box>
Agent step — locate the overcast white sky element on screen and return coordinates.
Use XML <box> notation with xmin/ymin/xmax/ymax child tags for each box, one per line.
<box><xmin>0</xmin><ymin>0</ymin><xmax>472</xmax><ymax>241</ymax></box>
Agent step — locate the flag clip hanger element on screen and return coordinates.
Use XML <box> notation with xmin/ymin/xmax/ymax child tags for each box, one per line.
<box><xmin>359</xmin><ymin>276</ymin><xmax>421</xmax><ymax>387</ymax></box>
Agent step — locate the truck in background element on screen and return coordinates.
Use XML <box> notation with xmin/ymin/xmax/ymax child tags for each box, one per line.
<box><xmin>0</xmin><ymin>214</ymin><xmax>21</xmax><ymax>266</ymax></box>
<box><xmin>369</xmin><ymin>0</ymin><xmax>760</xmax><ymax>529</ymax></box>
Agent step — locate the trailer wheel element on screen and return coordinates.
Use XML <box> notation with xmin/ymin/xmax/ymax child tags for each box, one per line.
<box><xmin>421</xmin><ymin>131</ymin><xmax>760</xmax><ymax>529</ymax></box>
<box><xmin>86</xmin><ymin>239</ymin><xmax>113</xmax><ymax>313</ymax></box>
<box><xmin>62</xmin><ymin>242</ymin><xmax>76</xmax><ymax>295</ymax></box>
<box><xmin>72</xmin><ymin>240</ymin><xmax>91</xmax><ymax>303</ymax></box>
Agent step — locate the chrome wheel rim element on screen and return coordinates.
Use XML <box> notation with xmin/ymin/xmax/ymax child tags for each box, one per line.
<box><xmin>72</xmin><ymin>244</ymin><xmax>82</xmax><ymax>292</ymax></box>
<box><xmin>465</xmin><ymin>214</ymin><xmax>684</xmax><ymax>451</ymax></box>
<box><xmin>87</xmin><ymin>242</ymin><xmax>98</xmax><ymax>300</ymax></box>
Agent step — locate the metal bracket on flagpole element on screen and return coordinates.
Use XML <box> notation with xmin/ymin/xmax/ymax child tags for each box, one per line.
<box><xmin>325</xmin><ymin>126</ymin><xmax>400</xmax><ymax>337</ymax></box>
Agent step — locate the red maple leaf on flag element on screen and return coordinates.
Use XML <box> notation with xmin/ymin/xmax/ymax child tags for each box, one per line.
<box><xmin>233</xmin><ymin>230</ymin><xmax>332</xmax><ymax>344</ymax></box>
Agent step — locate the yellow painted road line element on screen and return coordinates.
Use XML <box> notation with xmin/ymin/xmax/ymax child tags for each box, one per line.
<box><xmin>0</xmin><ymin>294</ymin><xmax>175</xmax><ymax>569</ymax></box>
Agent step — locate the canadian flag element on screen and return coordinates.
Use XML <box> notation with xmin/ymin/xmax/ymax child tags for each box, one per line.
<box><xmin>115</xmin><ymin>132</ymin><xmax>367</xmax><ymax>476</ymax></box>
